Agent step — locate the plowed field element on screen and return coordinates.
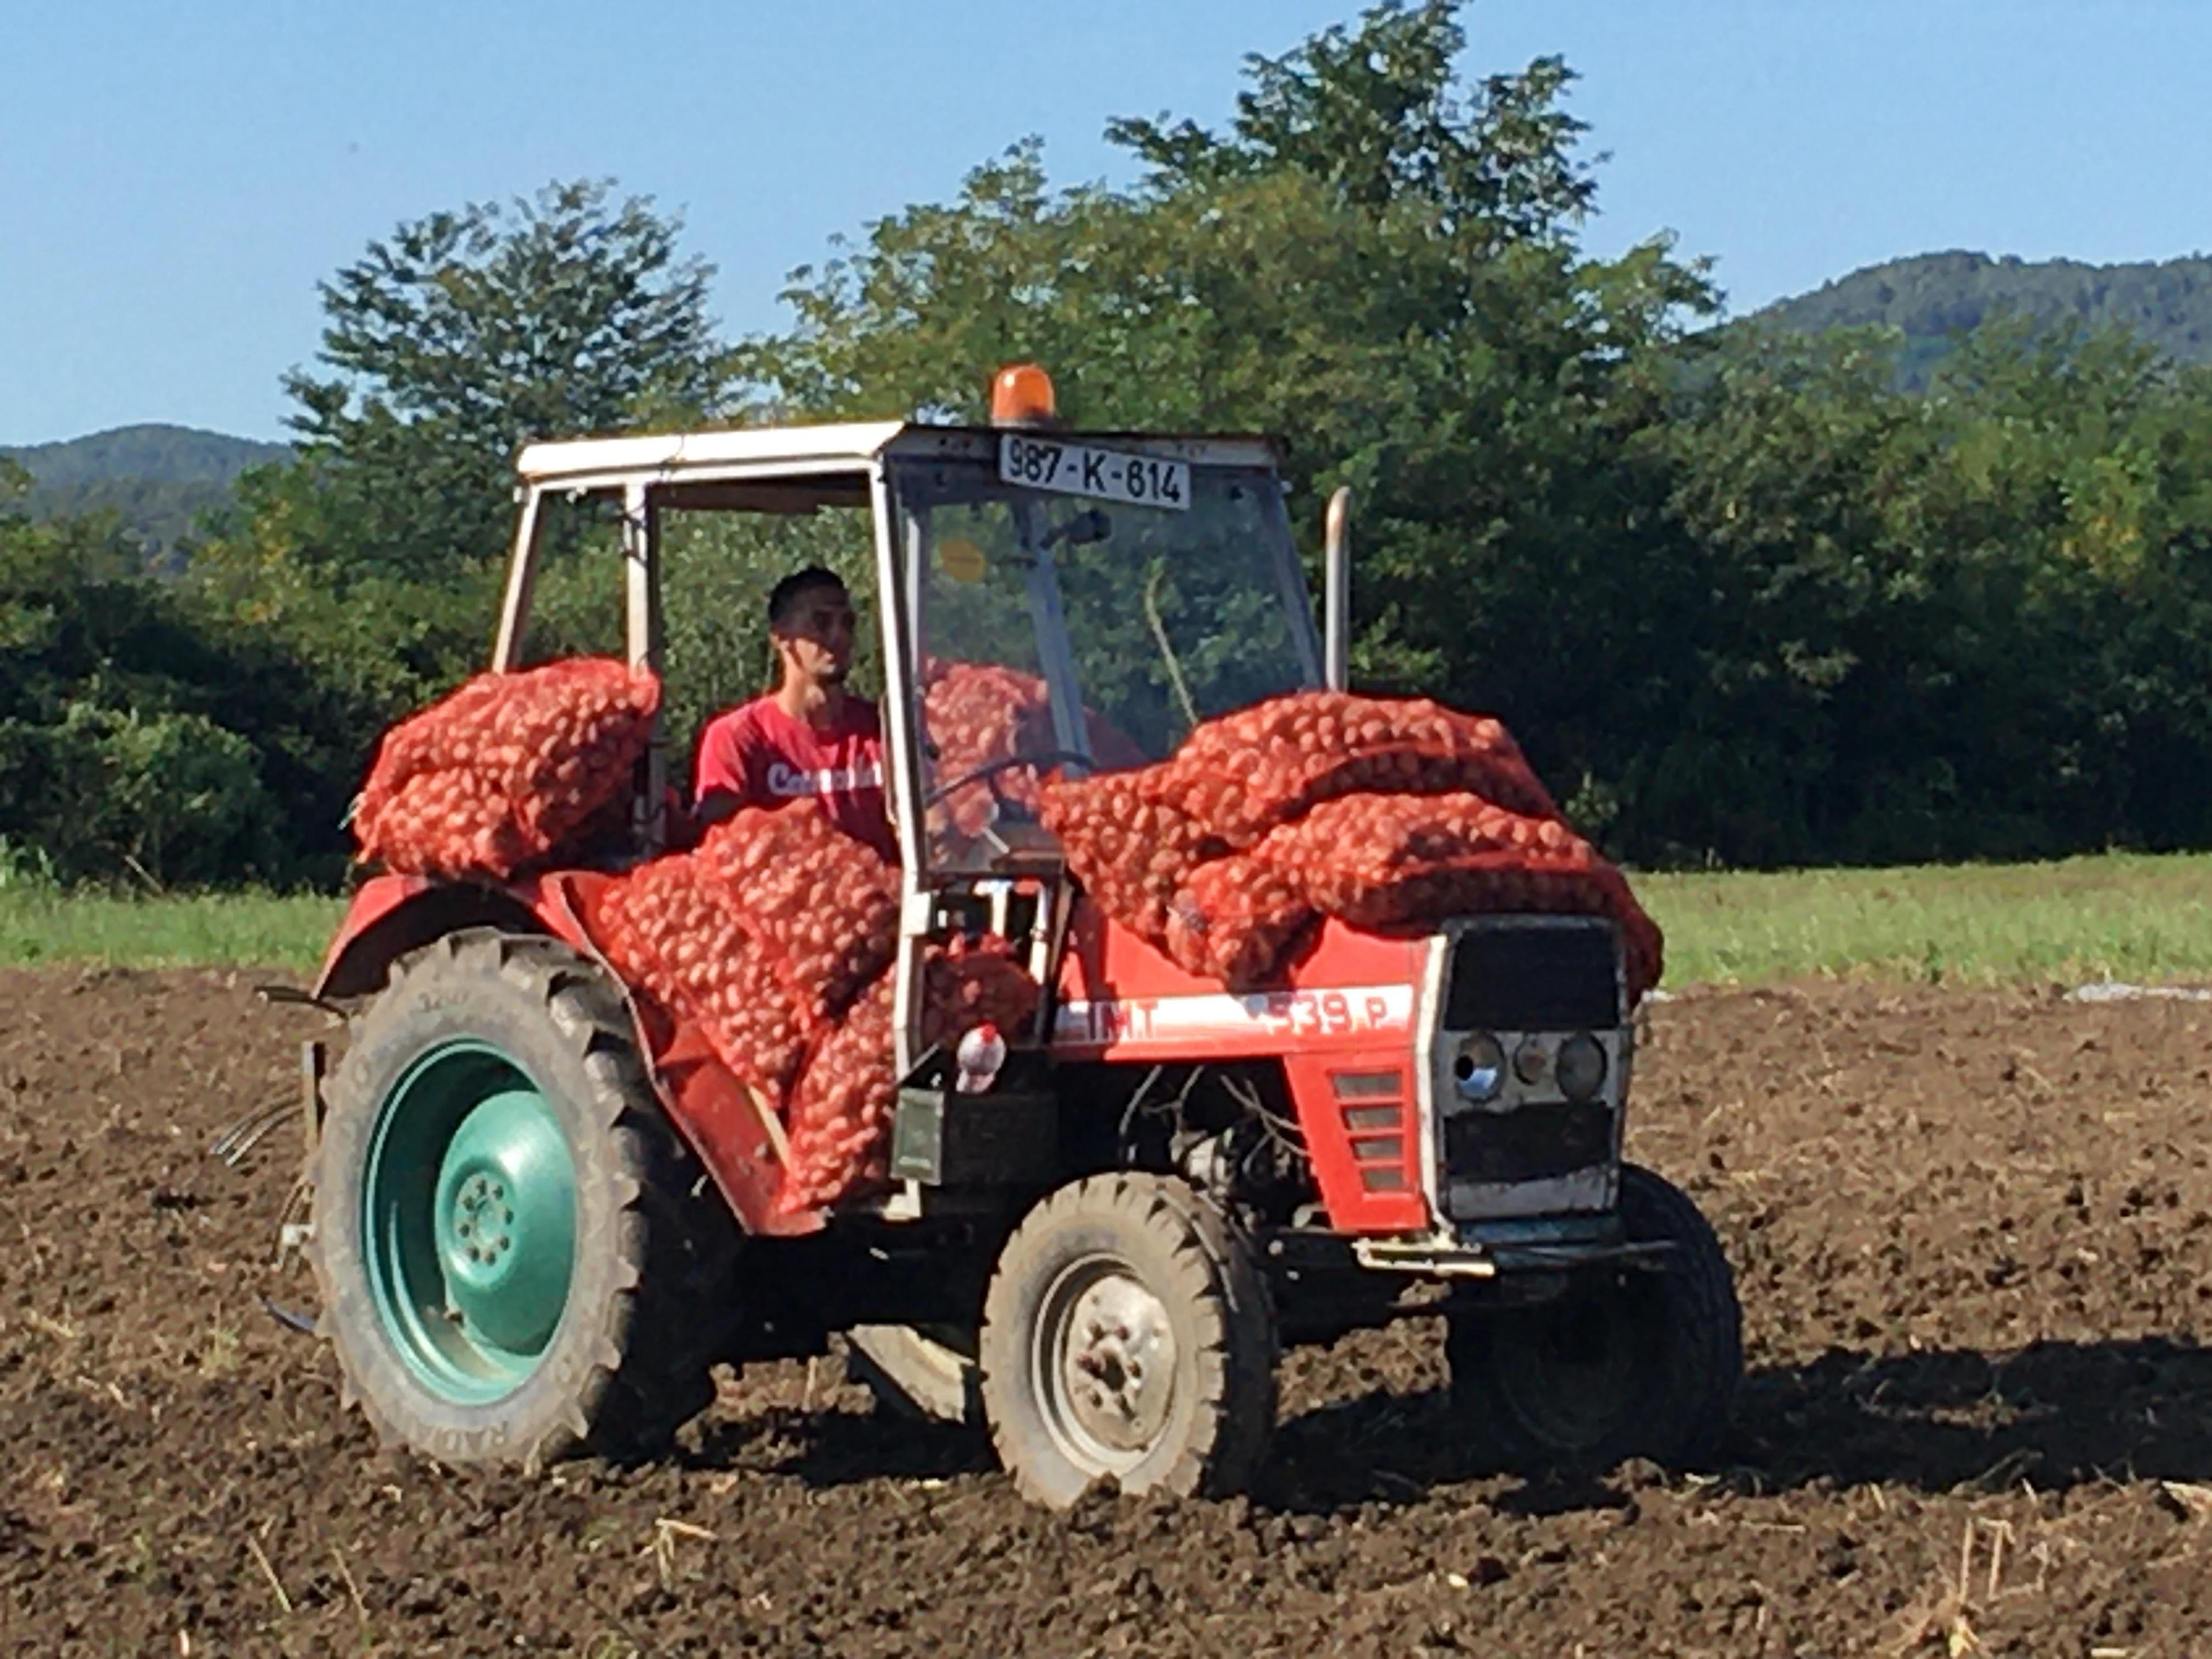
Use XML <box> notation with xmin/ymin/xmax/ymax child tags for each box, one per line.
<box><xmin>5</xmin><ymin>968</ymin><xmax>2212</xmax><ymax>1656</ymax></box>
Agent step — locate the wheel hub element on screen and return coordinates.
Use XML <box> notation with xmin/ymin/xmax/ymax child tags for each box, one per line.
<box><xmin>450</xmin><ymin>1172</ymin><xmax>516</xmax><ymax>1264</ymax></box>
<box><xmin>432</xmin><ymin>1088</ymin><xmax>577</xmax><ymax>1354</ymax></box>
<box><xmin>1052</xmin><ymin>1271</ymin><xmax>1177</xmax><ymax>1460</ymax></box>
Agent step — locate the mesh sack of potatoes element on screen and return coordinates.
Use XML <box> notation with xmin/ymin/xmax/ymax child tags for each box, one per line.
<box><xmin>923</xmin><ymin>662</ymin><xmax>1055</xmax><ymax>840</ymax></box>
<box><xmin>1036</xmin><ymin>770</ymin><xmax>1217</xmax><ymax>940</ymax></box>
<box><xmin>1153</xmin><ymin>691</ymin><xmax>1558</xmax><ymax>849</ymax></box>
<box><xmin>1041</xmin><ymin>692</ymin><xmax>1662</xmax><ymax>1003</ymax></box>
<box><xmin>1261</xmin><ymin>791</ymin><xmax>1578</xmax><ymax>902</ymax></box>
<box><xmin>776</xmin><ymin>976</ymin><xmax>899</xmax><ymax>1215</ymax></box>
<box><xmin>592</xmin><ymin>854</ymin><xmax>820</xmax><ymax>1108</ymax></box>
<box><xmin>597</xmin><ymin>801</ymin><xmax>903</xmax><ymax>1109</ymax></box>
<box><xmin>351</xmin><ymin>768</ymin><xmax>532</xmax><ymax>879</ymax></box>
<box><xmin>923</xmin><ymin>661</ymin><xmax>1152</xmax><ymax>844</ymax></box>
<box><xmin>1161</xmin><ymin>855</ymin><xmax>1319</xmax><ymax>987</ymax></box>
<box><xmin>352</xmin><ymin>657</ymin><xmax>660</xmax><ymax>879</ymax></box>
<box><xmin>1255</xmin><ymin>793</ymin><xmax>1663</xmax><ymax>1001</ymax></box>
<box><xmin>694</xmin><ymin>802</ymin><xmax>899</xmax><ymax>1022</ymax></box>
<box><xmin>590</xmin><ymin>800</ymin><xmax>1040</xmax><ymax>1213</ymax></box>
<box><xmin>774</xmin><ymin>941</ymin><xmax>1044</xmax><ymax>1214</ymax></box>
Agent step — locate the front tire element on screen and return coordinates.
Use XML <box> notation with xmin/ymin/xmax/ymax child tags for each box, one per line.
<box><xmin>1448</xmin><ymin>1163</ymin><xmax>1741</xmax><ymax>1472</ymax></box>
<box><xmin>310</xmin><ymin>930</ymin><xmax>737</xmax><ymax>1469</ymax></box>
<box><xmin>979</xmin><ymin>1174</ymin><xmax>1276</xmax><ymax>1509</ymax></box>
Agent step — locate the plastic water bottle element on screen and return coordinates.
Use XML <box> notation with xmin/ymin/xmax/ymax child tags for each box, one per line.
<box><xmin>955</xmin><ymin>1022</ymin><xmax>1007</xmax><ymax>1094</ymax></box>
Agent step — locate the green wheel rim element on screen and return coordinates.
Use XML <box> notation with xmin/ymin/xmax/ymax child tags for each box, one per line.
<box><xmin>363</xmin><ymin>1040</ymin><xmax>578</xmax><ymax>1404</ymax></box>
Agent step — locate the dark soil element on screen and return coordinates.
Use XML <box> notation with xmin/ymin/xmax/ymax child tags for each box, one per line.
<box><xmin>5</xmin><ymin>967</ymin><xmax>2212</xmax><ymax>1656</ymax></box>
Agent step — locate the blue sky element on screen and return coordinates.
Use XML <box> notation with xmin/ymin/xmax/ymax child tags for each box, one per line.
<box><xmin>3</xmin><ymin>1</ymin><xmax>2206</xmax><ymax>445</ymax></box>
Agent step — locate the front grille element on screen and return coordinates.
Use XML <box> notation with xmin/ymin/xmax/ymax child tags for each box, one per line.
<box><xmin>1445</xmin><ymin>923</ymin><xmax>1619</xmax><ymax>1032</ymax></box>
<box><xmin>1444</xmin><ymin>1101</ymin><xmax>1614</xmax><ymax>1185</ymax></box>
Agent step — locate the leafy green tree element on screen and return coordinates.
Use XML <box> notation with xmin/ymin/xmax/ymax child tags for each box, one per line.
<box><xmin>270</xmin><ymin>177</ymin><xmax>733</xmax><ymax>579</ymax></box>
<box><xmin>1638</xmin><ymin>317</ymin><xmax>2212</xmax><ymax>865</ymax></box>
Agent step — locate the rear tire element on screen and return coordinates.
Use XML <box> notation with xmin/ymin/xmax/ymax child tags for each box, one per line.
<box><xmin>1448</xmin><ymin>1164</ymin><xmax>1740</xmax><ymax>1472</ymax></box>
<box><xmin>310</xmin><ymin>929</ymin><xmax>738</xmax><ymax>1469</ymax></box>
<box><xmin>979</xmin><ymin>1173</ymin><xmax>1276</xmax><ymax>1509</ymax></box>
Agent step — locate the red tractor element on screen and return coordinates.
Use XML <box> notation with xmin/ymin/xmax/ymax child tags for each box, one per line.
<box><xmin>298</xmin><ymin>369</ymin><xmax>1741</xmax><ymax>1506</ymax></box>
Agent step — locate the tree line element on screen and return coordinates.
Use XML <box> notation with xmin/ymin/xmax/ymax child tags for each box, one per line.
<box><xmin>8</xmin><ymin>0</ymin><xmax>2212</xmax><ymax>889</ymax></box>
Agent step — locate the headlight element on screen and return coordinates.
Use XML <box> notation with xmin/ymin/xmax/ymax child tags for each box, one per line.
<box><xmin>1453</xmin><ymin>1033</ymin><xmax>1504</xmax><ymax>1103</ymax></box>
<box><xmin>1557</xmin><ymin>1032</ymin><xmax>1608</xmax><ymax>1101</ymax></box>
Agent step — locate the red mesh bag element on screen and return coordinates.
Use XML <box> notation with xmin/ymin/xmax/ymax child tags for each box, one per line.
<box><xmin>773</xmin><ymin>938</ymin><xmax>1043</xmax><ymax>1217</ymax></box>
<box><xmin>356</xmin><ymin>769</ymin><xmax>531</xmax><ymax>878</ymax></box>
<box><xmin>593</xmin><ymin>810</ymin><xmax>1044</xmax><ymax>1213</ymax></box>
<box><xmin>1041</xmin><ymin>692</ymin><xmax>1662</xmax><ymax>1003</ymax></box>
<box><xmin>593</xmin><ymin>855</ymin><xmax>817</xmax><ymax>1107</ymax></box>
<box><xmin>694</xmin><ymin>803</ymin><xmax>898</xmax><ymax>1021</ymax></box>
<box><xmin>777</xmin><ymin>976</ymin><xmax>897</xmax><ymax>1215</ymax></box>
<box><xmin>1161</xmin><ymin>855</ymin><xmax>1317</xmax><ymax>987</ymax></box>
<box><xmin>923</xmin><ymin>662</ymin><xmax>1054</xmax><ymax>840</ymax></box>
<box><xmin>1156</xmin><ymin>691</ymin><xmax>1557</xmax><ymax>848</ymax></box>
<box><xmin>1257</xmin><ymin>794</ymin><xmax>1664</xmax><ymax>1001</ymax></box>
<box><xmin>1037</xmin><ymin>770</ymin><xmax>1215</xmax><ymax>940</ymax></box>
<box><xmin>353</xmin><ymin>658</ymin><xmax>658</xmax><ymax>878</ymax></box>
<box><xmin>1262</xmin><ymin>794</ymin><xmax>1582</xmax><ymax>902</ymax></box>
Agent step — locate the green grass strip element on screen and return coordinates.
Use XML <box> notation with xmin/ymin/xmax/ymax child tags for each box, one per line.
<box><xmin>0</xmin><ymin>888</ymin><xmax>342</xmax><ymax>975</ymax></box>
<box><xmin>3</xmin><ymin>851</ymin><xmax>2210</xmax><ymax>990</ymax></box>
<box><xmin>1640</xmin><ymin>851</ymin><xmax>2212</xmax><ymax>989</ymax></box>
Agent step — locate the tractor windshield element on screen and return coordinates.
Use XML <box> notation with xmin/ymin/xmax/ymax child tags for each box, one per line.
<box><xmin>889</xmin><ymin>450</ymin><xmax>1320</xmax><ymax>869</ymax></box>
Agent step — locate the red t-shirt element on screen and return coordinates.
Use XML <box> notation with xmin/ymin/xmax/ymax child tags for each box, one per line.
<box><xmin>693</xmin><ymin>695</ymin><xmax>898</xmax><ymax>863</ymax></box>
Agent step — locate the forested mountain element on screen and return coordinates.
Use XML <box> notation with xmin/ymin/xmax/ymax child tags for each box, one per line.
<box><xmin>1</xmin><ymin>423</ymin><xmax>288</xmax><ymax>487</ymax></box>
<box><xmin>1</xmin><ymin>424</ymin><xmax>290</xmax><ymax>563</ymax></box>
<box><xmin>1756</xmin><ymin>251</ymin><xmax>2212</xmax><ymax>382</ymax></box>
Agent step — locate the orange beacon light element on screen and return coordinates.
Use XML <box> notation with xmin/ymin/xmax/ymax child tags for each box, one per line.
<box><xmin>990</xmin><ymin>362</ymin><xmax>1057</xmax><ymax>427</ymax></box>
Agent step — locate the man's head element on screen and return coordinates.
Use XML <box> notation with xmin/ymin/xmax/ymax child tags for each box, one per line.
<box><xmin>767</xmin><ymin>566</ymin><xmax>857</xmax><ymax>691</ymax></box>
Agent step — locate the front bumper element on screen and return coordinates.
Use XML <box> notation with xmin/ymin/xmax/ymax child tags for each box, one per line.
<box><xmin>1352</xmin><ymin>1214</ymin><xmax>1672</xmax><ymax>1279</ymax></box>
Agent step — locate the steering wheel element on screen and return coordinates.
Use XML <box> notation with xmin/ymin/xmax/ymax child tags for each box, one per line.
<box><xmin>924</xmin><ymin>749</ymin><xmax>1095</xmax><ymax>808</ymax></box>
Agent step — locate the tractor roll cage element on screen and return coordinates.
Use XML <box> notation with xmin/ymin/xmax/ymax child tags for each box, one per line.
<box><xmin>491</xmin><ymin>419</ymin><xmax>1316</xmax><ymax>1081</ymax></box>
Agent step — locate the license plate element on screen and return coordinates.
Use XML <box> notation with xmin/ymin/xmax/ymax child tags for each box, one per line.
<box><xmin>999</xmin><ymin>434</ymin><xmax>1190</xmax><ymax>512</ymax></box>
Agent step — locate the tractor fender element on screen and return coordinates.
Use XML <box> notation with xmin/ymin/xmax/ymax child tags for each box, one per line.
<box><xmin>313</xmin><ymin>874</ymin><xmax>569</xmax><ymax>1002</ymax></box>
<box><xmin>311</xmin><ymin>870</ymin><xmax>814</xmax><ymax>1241</ymax></box>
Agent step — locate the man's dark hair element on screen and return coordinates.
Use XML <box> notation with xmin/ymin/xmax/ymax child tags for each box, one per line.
<box><xmin>767</xmin><ymin>566</ymin><xmax>849</xmax><ymax>630</ymax></box>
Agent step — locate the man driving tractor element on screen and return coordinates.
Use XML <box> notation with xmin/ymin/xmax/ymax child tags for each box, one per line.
<box><xmin>692</xmin><ymin>566</ymin><xmax>897</xmax><ymax>863</ymax></box>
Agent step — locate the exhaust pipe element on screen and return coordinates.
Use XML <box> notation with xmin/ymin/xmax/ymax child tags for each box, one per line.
<box><xmin>1324</xmin><ymin>487</ymin><xmax>1352</xmax><ymax>692</ymax></box>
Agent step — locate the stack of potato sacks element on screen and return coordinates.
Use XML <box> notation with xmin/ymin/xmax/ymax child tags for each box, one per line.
<box><xmin>1038</xmin><ymin>691</ymin><xmax>1664</xmax><ymax>1003</ymax></box>
<box><xmin>353</xmin><ymin>661</ymin><xmax>1661</xmax><ymax>1213</ymax></box>
<box><xmin>350</xmin><ymin>658</ymin><xmax>1037</xmax><ymax>1213</ymax></box>
<box><xmin>591</xmin><ymin>807</ymin><xmax>1037</xmax><ymax>1213</ymax></box>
